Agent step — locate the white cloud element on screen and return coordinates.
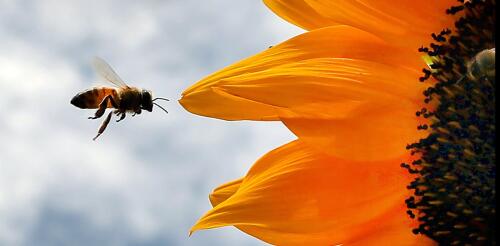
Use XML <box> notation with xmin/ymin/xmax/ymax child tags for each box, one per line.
<box><xmin>0</xmin><ymin>0</ymin><xmax>301</xmax><ymax>245</ymax></box>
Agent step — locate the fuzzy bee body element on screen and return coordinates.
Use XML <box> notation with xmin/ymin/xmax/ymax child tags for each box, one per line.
<box><xmin>118</xmin><ymin>87</ymin><xmax>145</xmax><ymax>112</ymax></box>
<box><xmin>71</xmin><ymin>57</ymin><xmax>168</xmax><ymax>140</ymax></box>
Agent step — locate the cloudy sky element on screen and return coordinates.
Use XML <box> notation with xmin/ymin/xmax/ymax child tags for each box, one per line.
<box><xmin>0</xmin><ymin>1</ymin><xmax>302</xmax><ymax>245</ymax></box>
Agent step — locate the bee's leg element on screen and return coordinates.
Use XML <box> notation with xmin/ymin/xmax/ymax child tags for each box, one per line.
<box><xmin>132</xmin><ymin>108</ymin><xmax>141</xmax><ymax>117</ymax></box>
<box><xmin>93</xmin><ymin>111</ymin><xmax>113</xmax><ymax>141</ymax></box>
<box><xmin>116</xmin><ymin>110</ymin><xmax>126</xmax><ymax>122</ymax></box>
<box><xmin>88</xmin><ymin>95</ymin><xmax>118</xmax><ymax>120</ymax></box>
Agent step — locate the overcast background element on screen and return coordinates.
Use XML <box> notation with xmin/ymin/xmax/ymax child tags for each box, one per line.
<box><xmin>0</xmin><ymin>1</ymin><xmax>301</xmax><ymax>245</ymax></box>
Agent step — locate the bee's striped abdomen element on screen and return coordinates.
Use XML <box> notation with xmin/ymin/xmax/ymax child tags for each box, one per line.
<box><xmin>70</xmin><ymin>87</ymin><xmax>118</xmax><ymax>109</ymax></box>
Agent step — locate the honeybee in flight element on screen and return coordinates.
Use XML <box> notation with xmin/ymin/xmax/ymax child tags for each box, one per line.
<box><xmin>71</xmin><ymin>57</ymin><xmax>169</xmax><ymax>140</ymax></box>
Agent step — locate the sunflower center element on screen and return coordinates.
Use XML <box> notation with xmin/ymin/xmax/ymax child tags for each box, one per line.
<box><xmin>402</xmin><ymin>0</ymin><xmax>496</xmax><ymax>245</ymax></box>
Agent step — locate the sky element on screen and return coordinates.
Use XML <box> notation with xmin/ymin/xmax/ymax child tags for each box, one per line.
<box><xmin>0</xmin><ymin>1</ymin><xmax>302</xmax><ymax>245</ymax></box>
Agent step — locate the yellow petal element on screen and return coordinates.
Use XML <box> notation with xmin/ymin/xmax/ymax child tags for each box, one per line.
<box><xmin>178</xmin><ymin>86</ymin><xmax>286</xmax><ymax>120</ymax></box>
<box><xmin>216</xmin><ymin>57</ymin><xmax>427</xmax><ymax>119</ymax></box>
<box><xmin>191</xmin><ymin>140</ymin><xmax>433</xmax><ymax>245</ymax></box>
<box><xmin>209</xmin><ymin>178</ymin><xmax>243</xmax><ymax>207</ymax></box>
<box><xmin>180</xmin><ymin>26</ymin><xmax>424</xmax><ymax>121</ymax></box>
<box><xmin>303</xmin><ymin>0</ymin><xmax>456</xmax><ymax>47</ymax></box>
<box><xmin>263</xmin><ymin>0</ymin><xmax>338</xmax><ymax>30</ymax></box>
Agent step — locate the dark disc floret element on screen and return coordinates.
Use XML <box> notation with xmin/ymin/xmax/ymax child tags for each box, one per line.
<box><xmin>402</xmin><ymin>0</ymin><xmax>496</xmax><ymax>245</ymax></box>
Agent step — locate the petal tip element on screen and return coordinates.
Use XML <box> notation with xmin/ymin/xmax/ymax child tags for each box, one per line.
<box><xmin>177</xmin><ymin>95</ymin><xmax>192</xmax><ymax>113</ymax></box>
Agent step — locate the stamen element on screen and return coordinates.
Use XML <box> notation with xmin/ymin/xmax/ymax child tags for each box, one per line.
<box><xmin>402</xmin><ymin>0</ymin><xmax>496</xmax><ymax>244</ymax></box>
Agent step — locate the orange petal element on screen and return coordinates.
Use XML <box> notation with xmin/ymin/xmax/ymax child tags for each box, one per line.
<box><xmin>281</xmin><ymin>100</ymin><xmax>429</xmax><ymax>161</ymax></box>
<box><xmin>180</xmin><ymin>26</ymin><xmax>424</xmax><ymax>121</ymax></box>
<box><xmin>216</xmin><ymin>58</ymin><xmax>427</xmax><ymax>119</ymax></box>
<box><xmin>191</xmin><ymin>140</ymin><xmax>434</xmax><ymax>245</ymax></box>
<box><xmin>303</xmin><ymin>0</ymin><xmax>456</xmax><ymax>47</ymax></box>
<box><xmin>263</xmin><ymin>0</ymin><xmax>338</xmax><ymax>30</ymax></box>
<box><xmin>178</xmin><ymin>86</ymin><xmax>287</xmax><ymax>121</ymax></box>
<box><xmin>209</xmin><ymin>178</ymin><xmax>243</xmax><ymax>207</ymax></box>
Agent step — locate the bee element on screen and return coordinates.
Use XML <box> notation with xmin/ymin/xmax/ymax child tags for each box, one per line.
<box><xmin>467</xmin><ymin>48</ymin><xmax>495</xmax><ymax>81</ymax></box>
<box><xmin>71</xmin><ymin>57</ymin><xmax>169</xmax><ymax>140</ymax></box>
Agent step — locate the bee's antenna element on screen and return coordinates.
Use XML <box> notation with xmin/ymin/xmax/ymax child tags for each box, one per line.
<box><xmin>153</xmin><ymin>102</ymin><xmax>169</xmax><ymax>114</ymax></box>
<box><xmin>153</xmin><ymin>97</ymin><xmax>170</xmax><ymax>102</ymax></box>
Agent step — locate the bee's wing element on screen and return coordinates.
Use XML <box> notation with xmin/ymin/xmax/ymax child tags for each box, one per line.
<box><xmin>92</xmin><ymin>57</ymin><xmax>129</xmax><ymax>88</ymax></box>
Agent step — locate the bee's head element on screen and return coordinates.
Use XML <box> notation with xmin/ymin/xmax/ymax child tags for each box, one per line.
<box><xmin>141</xmin><ymin>89</ymin><xmax>169</xmax><ymax>114</ymax></box>
<box><xmin>140</xmin><ymin>89</ymin><xmax>154</xmax><ymax>112</ymax></box>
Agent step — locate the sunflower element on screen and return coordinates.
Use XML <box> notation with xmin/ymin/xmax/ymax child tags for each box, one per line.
<box><xmin>180</xmin><ymin>0</ymin><xmax>495</xmax><ymax>245</ymax></box>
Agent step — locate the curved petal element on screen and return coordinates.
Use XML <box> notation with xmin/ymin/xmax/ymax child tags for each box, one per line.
<box><xmin>178</xmin><ymin>86</ymin><xmax>287</xmax><ymax>121</ymax></box>
<box><xmin>209</xmin><ymin>178</ymin><xmax>243</xmax><ymax>207</ymax></box>
<box><xmin>303</xmin><ymin>0</ymin><xmax>456</xmax><ymax>47</ymax></box>
<box><xmin>215</xmin><ymin>58</ymin><xmax>427</xmax><ymax>119</ymax></box>
<box><xmin>191</xmin><ymin>140</ymin><xmax>434</xmax><ymax>245</ymax></box>
<box><xmin>263</xmin><ymin>0</ymin><xmax>338</xmax><ymax>30</ymax></box>
<box><xmin>180</xmin><ymin>26</ymin><xmax>425</xmax><ymax>121</ymax></box>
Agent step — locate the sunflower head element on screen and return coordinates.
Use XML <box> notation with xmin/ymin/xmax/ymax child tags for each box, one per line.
<box><xmin>403</xmin><ymin>0</ymin><xmax>496</xmax><ymax>244</ymax></box>
<box><xmin>181</xmin><ymin>0</ymin><xmax>495</xmax><ymax>245</ymax></box>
